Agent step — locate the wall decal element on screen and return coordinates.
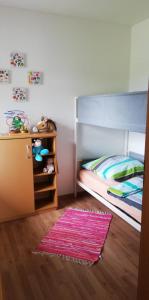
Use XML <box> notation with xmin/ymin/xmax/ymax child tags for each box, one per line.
<box><xmin>28</xmin><ymin>71</ymin><xmax>42</xmax><ymax>85</ymax></box>
<box><xmin>12</xmin><ymin>87</ymin><xmax>28</xmax><ymax>102</ymax></box>
<box><xmin>10</xmin><ymin>52</ymin><xmax>25</xmax><ymax>67</ymax></box>
<box><xmin>0</xmin><ymin>70</ymin><xmax>9</xmax><ymax>83</ymax></box>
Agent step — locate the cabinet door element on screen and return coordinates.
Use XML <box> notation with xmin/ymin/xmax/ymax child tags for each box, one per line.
<box><xmin>0</xmin><ymin>138</ymin><xmax>34</xmax><ymax>222</ymax></box>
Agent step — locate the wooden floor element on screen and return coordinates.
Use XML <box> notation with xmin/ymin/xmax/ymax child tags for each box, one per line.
<box><xmin>0</xmin><ymin>193</ymin><xmax>140</xmax><ymax>300</ymax></box>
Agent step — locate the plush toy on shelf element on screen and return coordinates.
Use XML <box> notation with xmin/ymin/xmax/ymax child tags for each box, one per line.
<box><xmin>36</xmin><ymin>116</ymin><xmax>57</xmax><ymax>133</ymax></box>
<box><xmin>32</xmin><ymin>139</ymin><xmax>49</xmax><ymax>162</ymax></box>
<box><xmin>11</xmin><ymin>116</ymin><xmax>28</xmax><ymax>133</ymax></box>
<box><xmin>43</xmin><ymin>158</ymin><xmax>55</xmax><ymax>174</ymax></box>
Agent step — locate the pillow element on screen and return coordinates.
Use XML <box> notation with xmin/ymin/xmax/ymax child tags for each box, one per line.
<box><xmin>82</xmin><ymin>155</ymin><xmax>144</xmax><ymax>181</ymax></box>
<box><xmin>80</xmin><ymin>158</ymin><xmax>98</xmax><ymax>167</ymax></box>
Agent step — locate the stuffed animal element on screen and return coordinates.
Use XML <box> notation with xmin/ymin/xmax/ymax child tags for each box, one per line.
<box><xmin>32</xmin><ymin>139</ymin><xmax>49</xmax><ymax>161</ymax></box>
<box><xmin>10</xmin><ymin>116</ymin><xmax>26</xmax><ymax>133</ymax></box>
<box><xmin>12</xmin><ymin>116</ymin><xmax>24</xmax><ymax>129</ymax></box>
<box><xmin>43</xmin><ymin>158</ymin><xmax>54</xmax><ymax>174</ymax></box>
<box><xmin>37</xmin><ymin>116</ymin><xmax>57</xmax><ymax>133</ymax></box>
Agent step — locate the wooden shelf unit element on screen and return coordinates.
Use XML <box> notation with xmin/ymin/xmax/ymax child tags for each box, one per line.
<box><xmin>0</xmin><ymin>131</ymin><xmax>58</xmax><ymax>222</ymax></box>
<box><xmin>32</xmin><ymin>134</ymin><xmax>58</xmax><ymax>212</ymax></box>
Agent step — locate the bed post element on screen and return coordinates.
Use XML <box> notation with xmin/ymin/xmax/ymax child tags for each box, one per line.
<box><xmin>124</xmin><ymin>130</ymin><xmax>129</xmax><ymax>155</ymax></box>
<box><xmin>74</xmin><ymin>97</ymin><xmax>78</xmax><ymax>198</ymax></box>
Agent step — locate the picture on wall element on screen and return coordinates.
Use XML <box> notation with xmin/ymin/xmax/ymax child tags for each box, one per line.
<box><xmin>28</xmin><ymin>71</ymin><xmax>42</xmax><ymax>85</ymax></box>
<box><xmin>12</xmin><ymin>88</ymin><xmax>28</xmax><ymax>102</ymax></box>
<box><xmin>0</xmin><ymin>70</ymin><xmax>9</xmax><ymax>83</ymax></box>
<box><xmin>10</xmin><ymin>52</ymin><xmax>25</xmax><ymax>67</ymax></box>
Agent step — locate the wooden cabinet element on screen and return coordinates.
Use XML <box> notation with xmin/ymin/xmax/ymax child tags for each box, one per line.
<box><xmin>0</xmin><ymin>132</ymin><xmax>58</xmax><ymax>223</ymax></box>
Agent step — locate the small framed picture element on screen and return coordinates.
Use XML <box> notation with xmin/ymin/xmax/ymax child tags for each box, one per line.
<box><xmin>0</xmin><ymin>70</ymin><xmax>9</xmax><ymax>83</ymax></box>
<box><xmin>12</xmin><ymin>88</ymin><xmax>28</xmax><ymax>102</ymax></box>
<box><xmin>28</xmin><ymin>71</ymin><xmax>42</xmax><ymax>85</ymax></box>
<box><xmin>10</xmin><ymin>52</ymin><xmax>25</xmax><ymax>67</ymax></box>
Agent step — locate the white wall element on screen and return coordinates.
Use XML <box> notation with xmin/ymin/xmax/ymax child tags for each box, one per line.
<box><xmin>129</xmin><ymin>18</ymin><xmax>149</xmax><ymax>156</ymax></box>
<box><xmin>129</xmin><ymin>18</ymin><xmax>149</xmax><ymax>91</ymax></box>
<box><xmin>0</xmin><ymin>7</ymin><xmax>131</xmax><ymax>195</ymax></box>
<box><xmin>128</xmin><ymin>132</ymin><xmax>145</xmax><ymax>156</ymax></box>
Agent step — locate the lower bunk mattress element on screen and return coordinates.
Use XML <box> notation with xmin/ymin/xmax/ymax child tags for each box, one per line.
<box><xmin>79</xmin><ymin>169</ymin><xmax>142</xmax><ymax>223</ymax></box>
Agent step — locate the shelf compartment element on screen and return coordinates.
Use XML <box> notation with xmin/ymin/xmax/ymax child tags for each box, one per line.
<box><xmin>34</xmin><ymin>183</ymin><xmax>56</xmax><ymax>194</ymax></box>
<box><xmin>35</xmin><ymin>200</ymin><xmax>56</xmax><ymax>211</ymax></box>
<box><xmin>33</xmin><ymin>155</ymin><xmax>56</xmax><ymax>174</ymax></box>
<box><xmin>32</xmin><ymin>137</ymin><xmax>56</xmax><ymax>156</ymax></box>
<box><xmin>35</xmin><ymin>190</ymin><xmax>57</xmax><ymax>211</ymax></box>
<box><xmin>35</xmin><ymin>198</ymin><xmax>57</xmax><ymax>211</ymax></box>
<box><xmin>34</xmin><ymin>172</ymin><xmax>56</xmax><ymax>185</ymax></box>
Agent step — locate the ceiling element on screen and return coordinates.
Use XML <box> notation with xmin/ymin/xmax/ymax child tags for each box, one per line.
<box><xmin>0</xmin><ymin>0</ymin><xmax>149</xmax><ymax>26</ymax></box>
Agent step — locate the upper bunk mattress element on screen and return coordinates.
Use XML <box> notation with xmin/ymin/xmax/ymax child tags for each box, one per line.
<box><xmin>79</xmin><ymin>169</ymin><xmax>141</xmax><ymax>223</ymax></box>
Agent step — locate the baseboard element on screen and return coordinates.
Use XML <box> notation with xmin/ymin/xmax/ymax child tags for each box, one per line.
<box><xmin>58</xmin><ymin>191</ymin><xmax>85</xmax><ymax>201</ymax></box>
<box><xmin>58</xmin><ymin>193</ymin><xmax>74</xmax><ymax>200</ymax></box>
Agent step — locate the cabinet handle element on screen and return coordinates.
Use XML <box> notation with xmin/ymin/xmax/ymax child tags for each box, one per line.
<box><xmin>26</xmin><ymin>145</ymin><xmax>31</xmax><ymax>159</ymax></box>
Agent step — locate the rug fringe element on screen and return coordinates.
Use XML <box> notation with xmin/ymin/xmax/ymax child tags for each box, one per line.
<box><xmin>32</xmin><ymin>250</ymin><xmax>96</xmax><ymax>266</ymax></box>
<box><xmin>68</xmin><ymin>207</ymin><xmax>111</xmax><ymax>215</ymax></box>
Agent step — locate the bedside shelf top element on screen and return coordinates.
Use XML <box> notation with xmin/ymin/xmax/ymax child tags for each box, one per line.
<box><xmin>0</xmin><ymin>131</ymin><xmax>57</xmax><ymax>140</ymax></box>
<box><xmin>33</xmin><ymin>152</ymin><xmax>55</xmax><ymax>158</ymax></box>
<box><xmin>34</xmin><ymin>183</ymin><xmax>56</xmax><ymax>193</ymax></box>
<box><xmin>34</xmin><ymin>171</ymin><xmax>56</xmax><ymax>177</ymax></box>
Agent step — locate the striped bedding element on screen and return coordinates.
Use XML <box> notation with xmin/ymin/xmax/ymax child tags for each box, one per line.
<box><xmin>82</xmin><ymin>155</ymin><xmax>144</xmax><ymax>181</ymax></box>
<box><xmin>124</xmin><ymin>191</ymin><xmax>142</xmax><ymax>210</ymax></box>
<box><xmin>81</xmin><ymin>155</ymin><xmax>144</xmax><ymax>213</ymax></box>
<box><xmin>107</xmin><ymin>176</ymin><xmax>143</xmax><ymax>210</ymax></box>
<box><xmin>79</xmin><ymin>169</ymin><xmax>142</xmax><ymax>222</ymax></box>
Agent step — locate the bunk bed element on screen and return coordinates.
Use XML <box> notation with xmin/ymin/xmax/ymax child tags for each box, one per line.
<box><xmin>74</xmin><ymin>91</ymin><xmax>148</xmax><ymax>232</ymax></box>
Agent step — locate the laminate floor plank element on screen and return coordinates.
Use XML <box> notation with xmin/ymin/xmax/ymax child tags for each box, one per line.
<box><xmin>0</xmin><ymin>193</ymin><xmax>140</xmax><ymax>300</ymax></box>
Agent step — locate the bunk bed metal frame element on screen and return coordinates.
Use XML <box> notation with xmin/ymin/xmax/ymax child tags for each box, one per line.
<box><xmin>74</xmin><ymin>91</ymin><xmax>148</xmax><ymax>232</ymax></box>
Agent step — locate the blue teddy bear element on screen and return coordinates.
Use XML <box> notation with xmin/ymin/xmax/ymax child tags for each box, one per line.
<box><xmin>32</xmin><ymin>139</ymin><xmax>49</xmax><ymax>161</ymax></box>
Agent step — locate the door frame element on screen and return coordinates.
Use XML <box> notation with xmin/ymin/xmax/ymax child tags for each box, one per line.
<box><xmin>137</xmin><ymin>89</ymin><xmax>149</xmax><ymax>299</ymax></box>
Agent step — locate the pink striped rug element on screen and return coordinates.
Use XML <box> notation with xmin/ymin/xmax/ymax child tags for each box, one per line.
<box><xmin>34</xmin><ymin>208</ymin><xmax>112</xmax><ymax>265</ymax></box>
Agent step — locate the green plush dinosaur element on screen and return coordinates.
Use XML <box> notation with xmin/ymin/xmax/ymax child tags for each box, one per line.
<box><xmin>12</xmin><ymin>116</ymin><xmax>24</xmax><ymax>130</ymax></box>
